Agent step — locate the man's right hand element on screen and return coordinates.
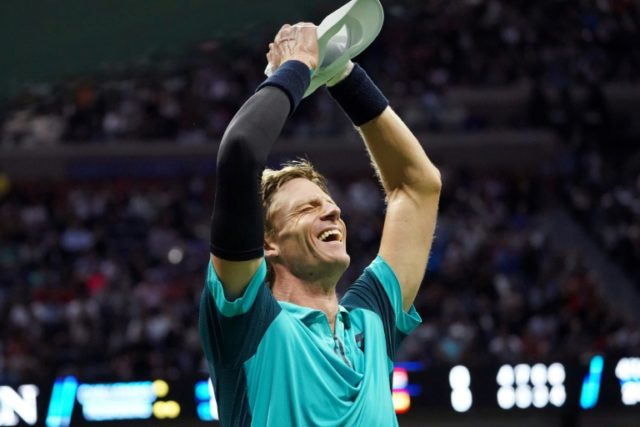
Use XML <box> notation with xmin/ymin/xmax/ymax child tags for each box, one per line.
<box><xmin>267</xmin><ymin>22</ymin><xmax>319</xmax><ymax>72</ymax></box>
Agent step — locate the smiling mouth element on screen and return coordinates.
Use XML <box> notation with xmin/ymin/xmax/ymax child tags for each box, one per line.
<box><xmin>318</xmin><ymin>229</ymin><xmax>343</xmax><ymax>243</ymax></box>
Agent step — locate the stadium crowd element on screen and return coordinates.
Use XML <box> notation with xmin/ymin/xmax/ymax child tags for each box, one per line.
<box><xmin>563</xmin><ymin>148</ymin><xmax>640</xmax><ymax>288</ymax></box>
<box><xmin>1</xmin><ymin>169</ymin><xmax>638</xmax><ymax>384</ymax></box>
<box><xmin>1</xmin><ymin>0</ymin><xmax>639</xmax><ymax>385</ymax></box>
<box><xmin>1</xmin><ymin>0</ymin><xmax>639</xmax><ymax>146</ymax></box>
<box><xmin>400</xmin><ymin>168</ymin><xmax>639</xmax><ymax>367</ymax></box>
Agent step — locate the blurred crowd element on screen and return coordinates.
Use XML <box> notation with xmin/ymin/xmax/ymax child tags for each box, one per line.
<box><xmin>1</xmin><ymin>0</ymin><xmax>640</xmax><ymax>384</ymax></box>
<box><xmin>563</xmin><ymin>149</ymin><xmax>640</xmax><ymax>287</ymax></box>
<box><xmin>400</xmin><ymin>169</ymin><xmax>639</xmax><ymax>367</ymax></box>
<box><xmin>1</xmin><ymin>0</ymin><xmax>639</xmax><ymax>146</ymax></box>
<box><xmin>1</xmin><ymin>169</ymin><xmax>638</xmax><ymax>384</ymax></box>
<box><xmin>382</xmin><ymin>0</ymin><xmax>639</xmax><ymax>87</ymax></box>
<box><xmin>0</xmin><ymin>178</ymin><xmax>211</xmax><ymax>383</ymax></box>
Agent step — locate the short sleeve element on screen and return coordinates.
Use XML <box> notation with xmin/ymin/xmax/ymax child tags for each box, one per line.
<box><xmin>366</xmin><ymin>256</ymin><xmax>422</xmax><ymax>335</ymax></box>
<box><xmin>199</xmin><ymin>259</ymin><xmax>280</xmax><ymax>369</ymax></box>
<box><xmin>205</xmin><ymin>259</ymin><xmax>267</xmax><ymax>316</ymax></box>
<box><xmin>341</xmin><ymin>255</ymin><xmax>422</xmax><ymax>360</ymax></box>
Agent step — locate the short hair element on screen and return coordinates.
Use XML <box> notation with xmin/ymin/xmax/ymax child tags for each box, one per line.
<box><xmin>261</xmin><ymin>159</ymin><xmax>330</xmax><ymax>285</ymax></box>
<box><xmin>261</xmin><ymin>158</ymin><xmax>330</xmax><ymax>236</ymax></box>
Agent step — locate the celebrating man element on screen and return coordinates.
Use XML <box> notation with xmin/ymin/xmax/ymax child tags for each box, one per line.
<box><xmin>199</xmin><ymin>22</ymin><xmax>441</xmax><ymax>426</ymax></box>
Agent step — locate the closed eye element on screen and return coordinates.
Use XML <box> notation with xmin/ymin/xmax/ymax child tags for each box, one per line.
<box><xmin>294</xmin><ymin>197</ymin><xmax>336</xmax><ymax>215</ymax></box>
<box><xmin>296</xmin><ymin>199</ymin><xmax>324</xmax><ymax>213</ymax></box>
<box><xmin>297</xmin><ymin>204</ymin><xmax>317</xmax><ymax>213</ymax></box>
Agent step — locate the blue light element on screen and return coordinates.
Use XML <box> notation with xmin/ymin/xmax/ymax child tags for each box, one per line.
<box><xmin>197</xmin><ymin>402</ymin><xmax>213</xmax><ymax>421</ymax></box>
<box><xmin>195</xmin><ymin>380</ymin><xmax>211</xmax><ymax>401</ymax></box>
<box><xmin>46</xmin><ymin>379</ymin><xmax>64</xmax><ymax>427</ymax></box>
<box><xmin>46</xmin><ymin>376</ymin><xmax>78</xmax><ymax>427</ymax></box>
<box><xmin>405</xmin><ymin>384</ymin><xmax>422</xmax><ymax>397</ymax></box>
<box><xmin>395</xmin><ymin>362</ymin><xmax>424</xmax><ymax>372</ymax></box>
<box><xmin>76</xmin><ymin>381</ymin><xmax>155</xmax><ymax>421</ymax></box>
<box><xmin>591</xmin><ymin>356</ymin><xmax>604</xmax><ymax>374</ymax></box>
<box><xmin>580</xmin><ymin>355</ymin><xmax>604</xmax><ymax>409</ymax></box>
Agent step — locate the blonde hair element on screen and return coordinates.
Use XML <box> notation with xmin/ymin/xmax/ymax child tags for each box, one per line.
<box><xmin>261</xmin><ymin>158</ymin><xmax>330</xmax><ymax>235</ymax></box>
<box><xmin>260</xmin><ymin>158</ymin><xmax>330</xmax><ymax>284</ymax></box>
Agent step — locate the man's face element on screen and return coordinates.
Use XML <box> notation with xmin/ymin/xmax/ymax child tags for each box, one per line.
<box><xmin>266</xmin><ymin>178</ymin><xmax>350</xmax><ymax>282</ymax></box>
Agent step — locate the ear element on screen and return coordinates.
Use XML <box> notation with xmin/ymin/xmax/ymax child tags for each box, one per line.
<box><xmin>264</xmin><ymin>235</ymin><xmax>279</xmax><ymax>259</ymax></box>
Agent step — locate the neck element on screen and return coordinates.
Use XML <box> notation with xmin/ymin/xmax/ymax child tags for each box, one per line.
<box><xmin>271</xmin><ymin>268</ymin><xmax>340</xmax><ymax>331</ymax></box>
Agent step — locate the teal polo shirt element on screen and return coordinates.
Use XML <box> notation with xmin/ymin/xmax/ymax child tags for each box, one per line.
<box><xmin>199</xmin><ymin>255</ymin><xmax>421</xmax><ymax>426</ymax></box>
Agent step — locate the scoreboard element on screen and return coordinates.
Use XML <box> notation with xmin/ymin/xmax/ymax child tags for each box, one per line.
<box><xmin>1</xmin><ymin>356</ymin><xmax>638</xmax><ymax>426</ymax></box>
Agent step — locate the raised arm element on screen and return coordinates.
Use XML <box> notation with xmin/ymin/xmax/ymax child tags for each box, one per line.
<box><xmin>210</xmin><ymin>24</ymin><xmax>318</xmax><ymax>299</ymax></box>
<box><xmin>329</xmin><ymin>64</ymin><xmax>441</xmax><ymax>311</ymax></box>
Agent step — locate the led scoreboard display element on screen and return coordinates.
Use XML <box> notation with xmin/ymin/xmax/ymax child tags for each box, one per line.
<box><xmin>616</xmin><ymin>357</ymin><xmax>640</xmax><ymax>406</ymax></box>
<box><xmin>0</xmin><ymin>357</ymin><xmax>637</xmax><ymax>425</ymax></box>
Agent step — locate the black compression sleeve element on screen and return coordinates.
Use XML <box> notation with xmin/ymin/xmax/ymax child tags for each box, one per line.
<box><xmin>210</xmin><ymin>87</ymin><xmax>289</xmax><ymax>260</ymax></box>
<box><xmin>210</xmin><ymin>61</ymin><xmax>310</xmax><ymax>261</ymax></box>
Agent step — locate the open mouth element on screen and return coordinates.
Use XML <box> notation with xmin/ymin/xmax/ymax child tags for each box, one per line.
<box><xmin>318</xmin><ymin>229</ymin><xmax>343</xmax><ymax>243</ymax></box>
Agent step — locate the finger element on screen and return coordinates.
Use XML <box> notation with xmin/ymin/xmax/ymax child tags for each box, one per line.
<box><xmin>267</xmin><ymin>49</ymin><xmax>279</xmax><ymax>64</ymax></box>
<box><xmin>294</xmin><ymin>22</ymin><xmax>315</xmax><ymax>28</ymax></box>
<box><xmin>292</xmin><ymin>22</ymin><xmax>316</xmax><ymax>40</ymax></box>
<box><xmin>267</xmin><ymin>45</ymin><xmax>282</xmax><ymax>67</ymax></box>
<box><xmin>275</xmin><ymin>33</ymin><xmax>288</xmax><ymax>44</ymax></box>
<box><xmin>288</xmin><ymin>25</ymin><xmax>298</xmax><ymax>41</ymax></box>
<box><xmin>275</xmin><ymin>24</ymin><xmax>292</xmax><ymax>43</ymax></box>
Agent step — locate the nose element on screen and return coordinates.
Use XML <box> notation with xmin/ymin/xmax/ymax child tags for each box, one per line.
<box><xmin>320</xmin><ymin>202</ymin><xmax>341</xmax><ymax>222</ymax></box>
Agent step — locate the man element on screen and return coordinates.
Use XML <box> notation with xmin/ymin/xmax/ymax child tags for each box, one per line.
<box><xmin>199</xmin><ymin>22</ymin><xmax>441</xmax><ymax>426</ymax></box>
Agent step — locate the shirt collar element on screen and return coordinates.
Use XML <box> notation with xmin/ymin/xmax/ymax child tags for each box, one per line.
<box><xmin>278</xmin><ymin>301</ymin><xmax>350</xmax><ymax>326</ymax></box>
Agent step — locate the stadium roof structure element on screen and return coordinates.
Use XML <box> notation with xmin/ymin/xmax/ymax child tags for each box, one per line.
<box><xmin>0</xmin><ymin>0</ymin><xmax>338</xmax><ymax>100</ymax></box>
